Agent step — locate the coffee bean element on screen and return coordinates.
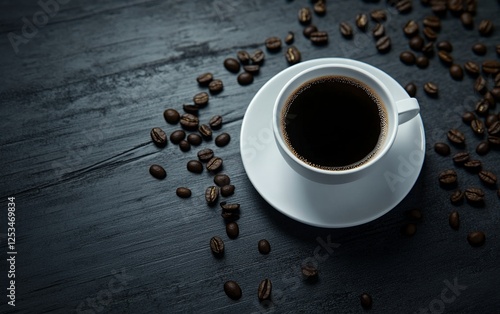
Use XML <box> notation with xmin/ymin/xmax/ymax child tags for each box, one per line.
<box><xmin>214</xmin><ymin>174</ymin><xmax>230</xmax><ymax>186</ymax></box>
<box><xmin>303</xmin><ymin>25</ymin><xmax>318</xmax><ymax>38</ymax></box>
<box><xmin>313</xmin><ymin>1</ymin><xmax>326</xmax><ymax>15</ymax></box>
<box><xmin>164</xmin><ymin>108</ymin><xmax>180</xmax><ymax>124</ymax></box>
<box><xmin>187</xmin><ymin>160</ymin><xmax>203</xmax><ymax>173</ymax></box>
<box><xmin>449</xmin><ymin>211</ymin><xmax>460</xmax><ymax>230</ymax></box>
<box><xmin>464</xmin><ymin>160</ymin><xmax>482</xmax><ymax>172</ymax></box>
<box><xmin>403</xmin><ymin>20</ymin><xmax>419</xmax><ymax>37</ymax></box>
<box><xmin>207</xmin><ymin>157</ymin><xmax>223</xmax><ymax>172</ymax></box>
<box><xmin>405</xmin><ymin>208</ymin><xmax>423</xmax><ymax>221</ymax></box>
<box><xmin>479</xmin><ymin>170</ymin><xmax>497</xmax><ymax>185</ymax></box>
<box><xmin>265</xmin><ymin>36</ymin><xmax>282</xmax><ymax>52</ymax></box>
<box><xmin>415</xmin><ymin>56</ymin><xmax>428</xmax><ymax>69</ymax></box>
<box><xmin>472</xmin><ymin>43</ymin><xmax>487</xmax><ymax>56</ymax></box>
<box><xmin>482</xmin><ymin>60</ymin><xmax>500</xmax><ymax>76</ymax></box>
<box><xmin>465</xmin><ymin>187</ymin><xmax>485</xmax><ymax>203</ymax></box>
<box><xmin>220</xmin><ymin>202</ymin><xmax>240</xmax><ymax>220</ymax></box>
<box><xmin>486</xmin><ymin>114</ymin><xmax>499</xmax><ymax>128</ymax></box>
<box><xmin>423</xmin><ymin>16</ymin><xmax>441</xmax><ymax>30</ymax></box>
<box><xmin>450</xmin><ymin>64</ymin><xmax>464</xmax><ymax>80</ymax></box>
<box><xmin>224</xmin><ymin>58</ymin><xmax>241</xmax><ymax>73</ymax></box>
<box><xmin>489</xmin><ymin>136</ymin><xmax>500</xmax><ymax>146</ymax></box>
<box><xmin>310</xmin><ymin>31</ymin><xmax>328</xmax><ymax>45</ymax></box>
<box><xmin>475</xmin><ymin>99</ymin><xmax>490</xmax><ymax>116</ymax></box>
<box><xmin>208</xmin><ymin>79</ymin><xmax>223</xmax><ymax>94</ymax></box>
<box><xmin>438</xmin><ymin>50</ymin><xmax>453</xmax><ymax>66</ymax></box>
<box><xmin>196</xmin><ymin>72</ymin><xmax>213</xmax><ymax>86</ymax></box>
<box><xmin>474</xmin><ymin>76</ymin><xmax>488</xmax><ymax>94</ymax></box>
<box><xmin>180</xmin><ymin>113</ymin><xmax>199</xmax><ymax>130</ymax></box>
<box><xmin>184</xmin><ymin>133</ymin><xmax>198</xmax><ymax>147</ymax></box>
<box><xmin>182</xmin><ymin>104</ymin><xmax>199</xmax><ymax>115</ymax></box>
<box><xmin>356</xmin><ymin>14</ymin><xmax>368</xmax><ymax>30</ymax></box>
<box><xmin>484</xmin><ymin>92</ymin><xmax>495</xmax><ymax>106</ymax></box>
<box><xmin>221</xmin><ymin>185</ymin><xmax>235</xmax><ymax>197</ymax></box>
<box><xmin>360</xmin><ymin>293</ymin><xmax>373</xmax><ymax>310</ymax></box>
<box><xmin>237</xmin><ymin>72</ymin><xmax>253</xmax><ymax>85</ymax></box>
<box><xmin>478</xmin><ymin>20</ymin><xmax>493</xmax><ymax>36</ymax></box>
<box><xmin>434</xmin><ymin>142</ymin><xmax>450</xmax><ymax>156</ymax></box>
<box><xmin>193</xmin><ymin>92</ymin><xmax>209</xmax><ymax>107</ymax></box>
<box><xmin>488</xmin><ymin>121</ymin><xmax>500</xmax><ymax>135</ymax></box>
<box><xmin>149</xmin><ymin>164</ymin><xmax>166</xmax><ymax>180</ymax></box>
<box><xmin>467</xmin><ymin>231</ymin><xmax>486</xmax><ymax>247</ymax></box>
<box><xmin>450</xmin><ymin>190</ymin><xmax>464</xmax><ymax>205</ymax></box>
<box><xmin>453</xmin><ymin>152</ymin><xmax>470</xmax><ymax>165</ymax></box>
<box><xmin>460</xmin><ymin>12</ymin><xmax>474</xmax><ymax>28</ymax></box>
<box><xmin>448</xmin><ymin>0</ymin><xmax>463</xmax><ymax>14</ymax></box>
<box><xmin>197</xmin><ymin>148</ymin><xmax>214</xmax><ymax>162</ymax></box>
<box><xmin>258</xmin><ymin>239</ymin><xmax>271</xmax><ymax>254</ymax></box>
<box><xmin>298</xmin><ymin>7</ymin><xmax>312</xmax><ymax>25</ymax></box>
<box><xmin>462</xmin><ymin>111</ymin><xmax>475</xmax><ymax>124</ymax></box>
<box><xmin>409</xmin><ymin>36</ymin><xmax>424</xmax><ymax>51</ymax></box>
<box><xmin>370</xmin><ymin>9</ymin><xmax>386</xmax><ymax>22</ymax></box>
<box><xmin>422</xmin><ymin>41</ymin><xmax>434</xmax><ymax>56</ymax></box>
<box><xmin>285</xmin><ymin>32</ymin><xmax>294</xmax><ymax>45</ymax></box>
<box><xmin>478</xmin><ymin>131</ymin><xmax>491</xmax><ymax>148</ymax></box>
<box><xmin>400</xmin><ymin>51</ymin><xmax>416</xmax><ymax>65</ymax></box>
<box><xmin>209</xmin><ymin>115</ymin><xmax>223</xmax><ymax>130</ymax></box>
<box><xmin>491</xmin><ymin>87</ymin><xmax>500</xmax><ymax>101</ymax></box>
<box><xmin>339</xmin><ymin>22</ymin><xmax>353</xmax><ymax>38</ymax></box>
<box><xmin>396</xmin><ymin>0</ymin><xmax>412</xmax><ymax>13</ymax></box>
<box><xmin>174</xmin><ymin>187</ymin><xmax>191</xmax><ymax>198</ymax></box>
<box><xmin>215</xmin><ymin>132</ymin><xmax>231</xmax><ymax>147</ymax></box>
<box><xmin>372</xmin><ymin>23</ymin><xmax>385</xmax><ymax>38</ymax></box>
<box><xmin>301</xmin><ymin>264</ymin><xmax>318</xmax><ymax>279</ymax></box>
<box><xmin>205</xmin><ymin>186</ymin><xmax>219</xmax><ymax>205</ymax></box>
<box><xmin>223</xmin><ymin>281</ymin><xmax>241</xmax><ymax>300</ymax></box>
<box><xmin>237</xmin><ymin>50</ymin><xmax>251</xmax><ymax>64</ymax></box>
<box><xmin>424</xmin><ymin>82</ymin><xmax>438</xmax><ymax>97</ymax></box>
<box><xmin>432</xmin><ymin>3</ymin><xmax>447</xmax><ymax>15</ymax></box>
<box><xmin>179</xmin><ymin>140</ymin><xmax>191</xmax><ymax>152</ymax></box>
<box><xmin>447</xmin><ymin>129</ymin><xmax>465</xmax><ymax>145</ymax></box>
<box><xmin>376</xmin><ymin>36</ymin><xmax>391</xmax><ymax>53</ymax></box>
<box><xmin>220</xmin><ymin>202</ymin><xmax>240</xmax><ymax>211</ymax></box>
<box><xmin>464</xmin><ymin>61</ymin><xmax>480</xmax><ymax>77</ymax></box>
<box><xmin>439</xmin><ymin>169</ymin><xmax>458</xmax><ymax>185</ymax></box>
<box><xmin>258</xmin><ymin>279</ymin><xmax>272</xmax><ymax>301</ymax></box>
<box><xmin>151</xmin><ymin>127</ymin><xmax>168</xmax><ymax>147</ymax></box>
<box><xmin>226</xmin><ymin>222</ymin><xmax>239</xmax><ymax>239</ymax></box>
<box><xmin>243</xmin><ymin>64</ymin><xmax>260</xmax><ymax>74</ymax></box>
<box><xmin>437</xmin><ymin>40</ymin><xmax>452</xmax><ymax>52</ymax></box>
<box><xmin>405</xmin><ymin>82</ymin><xmax>417</xmax><ymax>97</ymax></box>
<box><xmin>170</xmin><ymin>130</ymin><xmax>186</xmax><ymax>144</ymax></box>
<box><xmin>250</xmin><ymin>49</ymin><xmax>265</xmax><ymax>64</ymax></box>
<box><xmin>285</xmin><ymin>46</ymin><xmax>301</xmax><ymax>65</ymax></box>
<box><xmin>401</xmin><ymin>223</ymin><xmax>417</xmax><ymax>236</ymax></box>
<box><xmin>210</xmin><ymin>236</ymin><xmax>225</xmax><ymax>256</ymax></box>
<box><xmin>423</xmin><ymin>27</ymin><xmax>437</xmax><ymax>41</ymax></box>
<box><xmin>471</xmin><ymin>119</ymin><xmax>485</xmax><ymax>135</ymax></box>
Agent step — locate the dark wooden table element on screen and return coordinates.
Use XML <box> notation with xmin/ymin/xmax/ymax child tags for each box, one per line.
<box><xmin>1</xmin><ymin>1</ymin><xmax>500</xmax><ymax>313</ymax></box>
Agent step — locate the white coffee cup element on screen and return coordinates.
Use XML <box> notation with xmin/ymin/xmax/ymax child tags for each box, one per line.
<box><xmin>272</xmin><ymin>63</ymin><xmax>420</xmax><ymax>185</ymax></box>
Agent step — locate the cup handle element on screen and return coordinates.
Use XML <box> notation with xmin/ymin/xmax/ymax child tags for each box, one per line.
<box><xmin>396</xmin><ymin>98</ymin><xmax>420</xmax><ymax>125</ymax></box>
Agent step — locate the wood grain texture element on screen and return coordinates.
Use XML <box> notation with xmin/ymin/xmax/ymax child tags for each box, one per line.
<box><xmin>1</xmin><ymin>0</ymin><xmax>500</xmax><ymax>313</ymax></box>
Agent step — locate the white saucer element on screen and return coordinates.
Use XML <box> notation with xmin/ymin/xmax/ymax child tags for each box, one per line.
<box><xmin>240</xmin><ymin>58</ymin><xmax>425</xmax><ymax>228</ymax></box>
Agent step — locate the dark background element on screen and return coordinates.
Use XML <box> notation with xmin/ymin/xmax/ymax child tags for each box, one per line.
<box><xmin>1</xmin><ymin>0</ymin><xmax>499</xmax><ymax>313</ymax></box>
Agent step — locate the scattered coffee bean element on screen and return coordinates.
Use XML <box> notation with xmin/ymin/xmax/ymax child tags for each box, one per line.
<box><xmin>180</xmin><ymin>113</ymin><xmax>199</xmax><ymax>130</ymax></box>
<box><xmin>439</xmin><ymin>169</ymin><xmax>458</xmax><ymax>185</ymax></box>
<box><xmin>438</xmin><ymin>50</ymin><xmax>453</xmax><ymax>66</ymax></box>
<box><xmin>450</xmin><ymin>64</ymin><xmax>464</xmax><ymax>80</ymax></box>
<box><xmin>258</xmin><ymin>279</ymin><xmax>272</xmax><ymax>301</ymax></box>
<box><xmin>409</xmin><ymin>36</ymin><xmax>424</xmax><ymax>51</ymax></box>
<box><xmin>205</xmin><ymin>186</ymin><xmax>219</xmax><ymax>205</ymax></box>
<box><xmin>149</xmin><ymin>164</ymin><xmax>166</xmax><ymax>180</ymax></box>
<box><xmin>484</xmin><ymin>92</ymin><xmax>495</xmax><ymax>106</ymax></box>
<box><xmin>210</xmin><ymin>236</ymin><xmax>225</xmax><ymax>256</ymax></box>
<box><xmin>400</xmin><ymin>51</ymin><xmax>416</xmax><ymax>65</ymax></box>
<box><xmin>182</xmin><ymin>104</ymin><xmax>199</xmax><ymax>115</ymax></box>
<box><xmin>220</xmin><ymin>202</ymin><xmax>240</xmax><ymax>220</ymax></box>
<box><xmin>448</xmin><ymin>0</ymin><xmax>463</xmax><ymax>15</ymax></box>
<box><xmin>310</xmin><ymin>31</ymin><xmax>329</xmax><ymax>45</ymax></box>
<box><xmin>370</xmin><ymin>9</ymin><xmax>386</xmax><ymax>22</ymax></box>
<box><xmin>214</xmin><ymin>174</ymin><xmax>230</xmax><ymax>187</ymax></box>
<box><xmin>285</xmin><ymin>32</ymin><xmax>294</xmax><ymax>45</ymax></box>
<box><xmin>224</xmin><ymin>58</ymin><xmax>241</xmax><ymax>73</ymax></box>
<box><xmin>208</xmin><ymin>79</ymin><xmax>223</xmax><ymax>94</ymax></box>
<box><xmin>403</xmin><ymin>20</ymin><xmax>419</xmax><ymax>37</ymax></box>
<box><xmin>298</xmin><ymin>7</ymin><xmax>312</xmax><ymax>25</ymax></box>
<box><xmin>424</xmin><ymin>82</ymin><xmax>438</xmax><ymax>97</ymax></box>
<box><xmin>150</xmin><ymin>127</ymin><xmax>167</xmax><ymax>147</ymax></box>
<box><xmin>432</xmin><ymin>3</ymin><xmax>447</xmax><ymax>15</ymax></box>
<box><xmin>226</xmin><ymin>222</ymin><xmax>239</xmax><ymax>239</ymax></box>
<box><xmin>422</xmin><ymin>41</ymin><xmax>434</xmax><ymax>56</ymax></box>
<box><xmin>207</xmin><ymin>157</ymin><xmax>223</xmax><ymax>172</ymax></box>
<box><xmin>243</xmin><ymin>64</ymin><xmax>260</xmax><ymax>74</ymax></box>
<box><xmin>416</xmin><ymin>56</ymin><xmax>429</xmax><ymax>69</ymax></box>
<box><xmin>313</xmin><ymin>1</ymin><xmax>326</xmax><ymax>15</ymax></box>
<box><xmin>449</xmin><ymin>211</ymin><xmax>460</xmax><ymax>230</ymax></box>
<box><xmin>221</xmin><ymin>185</ymin><xmax>235</xmax><ymax>197</ymax></box>
<box><xmin>164</xmin><ymin>108</ymin><xmax>180</xmax><ymax>124</ymax></box>
<box><xmin>491</xmin><ymin>87</ymin><xmax>500</xmax><ymax>101</ymax></box>
<box><xmin>478</xmin><ymin>19</ymin><xmax>493</xmax><ymax>36</ymax></box>
<box><xmin>176</xmin><ymin>187</ymin><xmax>192</xmax><ymax>198</ymax></box>
<box><xmin>170</xmin><ymin>130</ymin><xmax>186</xmax><ymax>144</ymax></box>
<box><xmin>464</xmin><ymin>160</ymin><xmax>482</xmax><ymax>172</ymax></box>
<box><xmin>376</xmin><ymin>36</ymin><xmax>391</xmax><ymax>53</ymax></box>
<box><xmin>462</xmin><ymin>111</ymin><xmax>475</xmax><ymax>124</ymax></box>
<box><xmin>237</xmin><ymin>72</ymin><xmax>254</xmax><ymax>85</ymax></box>
<box><xmin>215</xmin><ymin>132</ymin><xmax>231</xmax><ymax>147</ymax></box>
<box><xmin>471</xmin><ymin>119</ymin><xmax>485</xmax><ymax>135</ymax></box>
<box><xmin>405</xmin><ymin>82</ymin><xmax>417</xmax><ymax>97</ymax></box>
<box><xmin>475</xmin><ymin>99</ymin><xmax>490</xmax><ymax>116</ymax></box>
<box><xmin>467</xmin><ymin>231</ymin><xmax>485</xmax><ymax>247</ymax></box>
<box><xmin>464</xmin><ymin>61</ymin><xmax>480</xmax><ymax>77</ymax></box>
<box><xmin>187</xmin><ymin>160</ymin><xmax>203</xmax><ymax>173</ymax></box>
<box><xmin>250</xmin><ymin>49</ymin><xmax>265</xmax><ymax>64</ymax></box>
<box><xmin>401</xmin><ymin>223</ymin><xmax>417</xmax><ymax>236</ymax></box>
<box><xmin>197</xmin><ymin>148</ymin><xmax>214</xmax><ymax>162</ymax></box>
<box><xmin>196</xmin><ymin>72</ymin><xmax>213</xmax><ymax>86</ymax></box>
<box><xmin>193</xmin><ymin>92</ymin><xmax>209</xmax><ymax>107</ymax></box>
<box><xmin>356</xmin><ymin>14</ymin><xmax>368</xmax><ymax>30</ymax></box>
<box><xmin>474</xmin><ymin>76</ymin><xmax>488</xmax><ymax>94</ymax></box>
<box><xmin>405</xmin><ymin>208</ymin><xmax>423</xmax><ymax>221</ymax></box>
<box><xmin>488</xmin><ymin>121</ymin><xmax>500</xmax><ymax>135</ymax></box>
<box><xmin>437</xmin><ymin>41</ymin><xmax>452</xmax><ymax>52</ymax></box>
<box><xmin>209</xmin><ymin>115</ymin><xmax>223</xmax><ymax>130</ymax></box>
<box><xmin>450</xmin><ymin>190</ymin><xmax>464</xmax><ymax>204</ymax></box>
<box><xmin>237</xmin><ymin>50</ymin><xmax>251</xmax><ymax>65</ymax></box>
<box><xmin>372</xmin><ymin>23</ymin><xmax>385</xmax><ymax>38</ymax></box>
<box><xmin>465</xmin><ymin>187</ymin><xmax>485</xmax><ymax>203</ymax></box>
<box><xmin>223</xmin><ymin>280</ymin><xmax>241</xmax><ymax>300</ymax></box>
<box><xmin>486</xmin><ymin>114</ymin><xmax>499</xmax><ymax>128</ymax></box>
<box><xmin>482</xmin><ymin>60</ymin><xmax>500</xmax><ymax>76</ymax></box>
<box><xmin>258</xmin><ymin>239</ymin><xmax>271</xmax><ymax>254</ymax></box>
<box><xmin>472</xmin><ymin>43</ymin><xmax>487</xmax><ymax>56</ymax></box>
<box><xmin>479</xmin><ymin>170</ymin><xmax>497</xmax><ymax>185</ymax></box>
<box><xmin>265</xmin><ymin>36</ymin><xmax>282</xmax><ymax>51</ymax></box>
<box><xmin>179</xmin><ymin>140</ymin><xmax>191</xmax><ymax>152</ymax></box>
<box><xmin>489</xmin><ymin>136</ymin><xmax>500</xmax><ymax>146</ymax></box>
<box><xmin>460</xmin><ymin>12</ymin><xmax>474</xmax><ymax>28</ymax></box>
<box><xmin>396</xmin><ymin>0</ymin><xmax>412</xmax><ymax>13</ymax></box>
<box><xmin>360</xmin><ymin>293</ymin><xmax>373</xmax><ymax>310</ymax></box>
<box><xmin>423</xmin><ymin>15</ymin><xmax>441</xmax><ymax>30</ymax></box>
<box><xmin>285</xmin><ymin>46</ymin><xmax>301</xmax><ymax>65</ymax></box>
<box><xmin>447</xmin><ymin>129</ymin><xmax>465</xmax><ymax>145</ymax></box>
<box><xmin>303</xmin><ymin>25</ymin><xmax>318</xmax><ymax>38</ymax></box>
<box><xmin>423</xmin><ymin>27</ymin><xmax>437</xmax><ymax>41</ymax></box>
<box><xmin>453</xmin><ymin>152</ymin><xmax>470</xmax><ymax>165</ymax></box>
<box><xmin>434</xmin><ymin>142</ymin><xmax>450</xmax><ymax>156</ymax></box>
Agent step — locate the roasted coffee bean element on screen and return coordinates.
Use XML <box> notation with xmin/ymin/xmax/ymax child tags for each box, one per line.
<box><xmin>193</xmin><ymin>92</ymin><xmax>209</xmax><ymax>107</ymax></box>
<box><xmin>176</xmin><ymin>187</ymin><xmax>192</xmax><ymax>198</ymax></box>
<box><xmin>180</xmin><ymin>113</ymin><xmax>199</xmax><ymax>130</ymax></box>
<box><xmin>465</xmin><ymin>187</ymin><xmax>485</xmax><ymax>203</ymax></box>
<box><xmin>214</xmin><ymin>174</ymin><xmax>230</xmax><ymax>186</ymax></box>
<box><xmin>486</xmin><ymin>114</ymin><xmax>499</xmax><ymax>128</ymax></box>
<box><xmin>482</xmin><ymin>60</ymin><xmax>500</xmax><ymax>76</ymax></box>
<box><xmin>462</xmin><ymin>111</ymin><xmax>475</xmax><ymax>124</ymax></box>
<box><xmin>422</xmin><ymin>41</ymin><xmax>434</xmax><ymax>56</ymax></box>
<box><xmin>237</xmin><ymin>50</ymin><xmax>251</xmax><ymax>65</ymax></box>
<box><xmin>431</xmin><ymin>3</ymin><xmax>447</xmax><ymax>15</ymax></box>
<box><xmin>210</xmin><ymin>236</ymin><xmax>224</xmax><ymax>256</ymax></box>
<box><xmin>405</xmin><ymin>208</ymin><xmax>423</xmax><ymax>221</ymax></box>
<box><xmin>452</xmin><ymin>152</ymin><xmax>470</xmax><ymax>164</ymax></box>
<box><xmin>472</xmin><ymin>43</ymin><xmax>487</xmax><ymax>56</ymax></box>
<box><xmin>401</xmin><ymin>223</ymin><xmax>417</xmax><ymax>236</ymax></box>
<box><xmin>198</xmin><ymin>124</ymin><xmax>212</xmax><ymax>140</ymax></box>
<box><xmin>310</xmin><ymin>31</ymin><xmax>328</xmax><ymax>45</ymax></box>
<box><xmin>405</xmin><ymin>82</ymin><xmax>417</xmax><ymax>97</ymax></box>
<box><xmin>313</xmin><ymin>1</ymin><xmax>326</xmax><ymax>15</ymax></box>
<box><xmin>409</xmin><ymin>36</ymin><xmax>424</xmax><ymax>51</ymax></box>
<box><xmin>450</xmin><ymin>64</ymin><xmax>464</xmax><ymax>80</ymax></box>
<box><xmin>220</xmin><ymin>202</ymin><xmax>240</xmax><ymax>220</ymax></box>
<box><xmin>460</xmin><ymin>12</ymin><xmax>473</xmax><ymax>28</ymax></box>
<box><xmin>396</xmin><ymin>0</ymin><xmax>412</xmax><ymax>13</ymax></box>
<box><xmin>360</xmin><ymin>293</ymin><xmax>373</xmax><ymax>310</ymax></box>
<box><xmin>487</xmin><ymin>121</ymin><xmax>500</xmax><ymax>135</ymax></box>
<box><xmin>197</xmin><ymin>148</ymin><xmax>214</xmax><ymax>162</ymax></box>
<box><xmin>164</xmin><ymin>108</ymin><xmax>180</xmax><ymax>124</ymax></box>
<box><xmin>179</xmin><ymin>140</ymin><xmax>191</xmax><ymax>152</ymax></box>
<box><xmin>258</xmin><ymin>279</ymin><xmax>272</xmax><ymax>301</ymax></box>
<box><xmin>467</xmin><ymin>231</ymin><xmax>485</xmax><ymax>247</ymax></box>
<box><xmin>372</xmin><ymin>23</ymin><xmax>385</xmax><ymax>38</ymax></box>
<box><xmin>237</xmin><ymin>72</ymin><xmax>253</xmax><ymax>85</ymax></box>
<box><xmin>303</xmin><ymin>25</ymin><xmax>318</xmax><ymax>38</ymax></box>
<box><xmin>400</xmin><ymin>51</ymin><xmax>416</xmax><ymax>65</ymax></box>
<box><xmin>356</xmin><ymin>14</ymin><xmax>368</xmax><ymax>30</ymax></box>
<box><xmin>464</xmin><ymin>160</ymin><xmax>482</xmax><ymax>171</ymax></box>
<box><xmin>437</xmin><ymin>40</ymin><xmax>452</xmax><ymax>52</ymax></box>
<box><xmin>258</xmin><ymin>239</ymin><xmax>271</xmax><ymax>254</ymax></box>
<box><xmin>489</xmin><ymin>136</ymin><xmax>500</xmax><ymax>146</ymax></box>
<box><xmin>220</xmin><ymin>202</ymin><xmax>240</xmax><ymax>211</ymax></box>
<box><xmin>285</xmin><ymin>46</ymin><xmax>301</xmax><ymax>65</ymax></box>
<box><xmin>416</xmin><ymin>56</ymin><xmax>429</xmax><ymax>69</ymax></box>
<box><xmin>434</xmin><ymin>142</ymin><xmax>450</xmax><ymax>156</ymax></box>
<box><xmin>208</xmin><ymin>115</ymin><xmax>223</xmax><ymax>130</ymax></box>
<box><xmin>484</xmin><ymin>91</ymin><xmax>495</xmax><ymax>105</ymax></box>
<box><xmin>223</xmin><ymin>58</ymin><xmax>241</xmax><ymax>73</ymax></box>
<box><xmin>447</xmin><ymin>129</ymin><xmax>465</xmax><ymax>145</ymax></box>
<box><xmin>438</xmin><ymin>50</ymin><xmax>453</xmax><ymax>66</ymax></box>
<box><xmin>448</xmin><ymin>0</ymin><xmax>463</xmax><ymax>14</ymax></box>
<box><xmin>449</xmin><ymin>211</ymin><xmax>460</xmax><ymax>230</ymax></box>
<box><xmin>265</xmin><ymin>36</ymin><xmax>282</xmax><ymax>51</ymax></box>
<box><xmin>439</xmin><ymin>169</ymin><xmax>457</xmax><ymax>185</ymax></box>
<box><xmin>491</xmin><ymin>87</ymin><xmax>500</xmax><ymax>101</ymax></box>
<box><xmin>151</xmin><ymin>127</ymin><xmax>167</xmax><ymax>147</ymax></box>
<box><xmin>205</xmin><ymin>186</ymin><xmax>219</xmax><ymax>205</ymax></box>
<box><xmin>423</xmin><ymin>27</ymin><xmax>437</xmax><ymax>41</ymax></box>
<box><xmin>207</xmin><ymin>157</ymin><xmax>223</xmax><ymax>172</ymax></box>
<box><xmin>215</xmin><ymin>133</ymin><xmax>231</xmax><ymax>147</ymax></box>
<box><xmin>450</xmin><ymin>190</ymin><xmax>464</xmax><ymax>205</ymax></box>
<box><xmin>242</xmin><ymin>65</ymin><xmax>259</xmax><ymax>75</ymax></box>
<box><xmin>250</xmin><ymin>49</ymin><xmax>265</xmax><ymax>64</ymax></box>
<box><xmin>182</xmin><ymin>104</ymin><xmax>199</xmax><ymax>115</ymax></box>
<box><xmin>376</xmin><ymin>36</ymin><xmax>391</xmax><ymax>53</ymax></box>
<box><xmin>187</xmin><ymin>160</ymin><xmax>203</xmax><ymax>173</ymax></box>
<box><xmin>474</xmin><ymin>76</ymin><xmax>488</xmax><ymax>94</ymax></box>
<box><xmin>478</xmin><ymin>19</ymin><xmax>493</xmax><ymax>36</ymax></box>
<box><xmin>471</xmin><ymin>119</ymin><xmax>485</xmax><ymax>135</ymax></box>
<box><xmin>423</xmin><ymin>16</ymin><xmax>441</xmax><ymax>30</ymax></box>
<box><xmin>475</xmin><ymin>99</ymin><xmax>489</xmax><ymax>116</ymax></box>
<box><xmin>339</xmin><ymin>22</ymin><xmax>353</xmax><ymax>38</ymax></box>
<box><xmin>221</xmin><ymin>185</ymin><xmax>235</xmax><ymax>197</ymax></box>
<box><xmin>465</xmin><ymin>0</ymin><xmax>477</xmax><ymax>14</ymax></box>
<box><xmin>208</xmin><ymin>79</ymin><xmax>223</xmax><ymax>94</ymax></box>
<box><xmin>370</xmin><ymin>9</ymin><xmax>386</xmax><ymax>22</ymax></box>
<box><xmin>403</xmin><ymin>20</ymin><xmax>419</xmax><ymax>37</ymax></box>
<box><xmin>476</xmin><ymin>141</ymin><xmax>490</xmax><ymax>155</ymax></box>
<box><xmin>300</xmin><ymin>264</ymin><xmax>318</xmax><ymax>279</ymax></box>
<box><xmin>187</xmin><ymin>133</ymin><xmax>203</xmax><ymax>146</ymax></box>
<box><xmin>464</xmin><ymin>61</ymin><xmax>480</xmax><ymax>77</ymax></box>
<box><xmin>424</xmin><ymin>82</ymin><xmax>439</xmax><ymax>97</ymax></box>
<box><xmin>479</xmin><ymin>174</ymin><xmax>496</xmax><ymax>192</ymax></box>
<box><xmin>284</xmin><ymin>31</ymin><xmax>294</xmax><ymax>45</ymax></box>
<box><xmin>149</xmin><ymin>164</ymin><xmax>166</xmax><ymax>180</ymax></box>
<box><xmin>224</xmin><ymin>281</ymin><xmax>241</xmax><ymax>300</ymax></box>
<box><xmin>298</xmin><ymin>7</ymin><xmax>312</xmax><ymax>25</ymax></box>
<box><xmin>196</xmin><ymin>72</ymin><xmax>213</xmax><ymax>86</ymax></box>
<box><xmin>170</xmin><ymin>130</ymin><xmax>186</xmax><ymax>144</ymax></box>
<box><xmin>226</xmin><ymin>222</ymin><xmax>239</xmax><ymax>239</ymax></box>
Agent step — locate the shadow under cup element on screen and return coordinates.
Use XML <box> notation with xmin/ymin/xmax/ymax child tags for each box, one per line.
<box><xmin>273</xmin><ymin>64</ymin><xmax>420</xmax><ymax>185</ymax></box>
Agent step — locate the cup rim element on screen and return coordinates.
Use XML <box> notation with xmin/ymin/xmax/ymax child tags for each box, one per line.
<box><xmin>272</xmin><ymin>63</ymin><xmax>398</xmax><ymax>176</ymax></box>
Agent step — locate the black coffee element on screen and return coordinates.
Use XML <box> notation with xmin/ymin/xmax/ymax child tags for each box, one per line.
<box><xmin>281</xmin><ymin>76</ymin><xmax>387</xmax><ymax>170</ymax></box>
